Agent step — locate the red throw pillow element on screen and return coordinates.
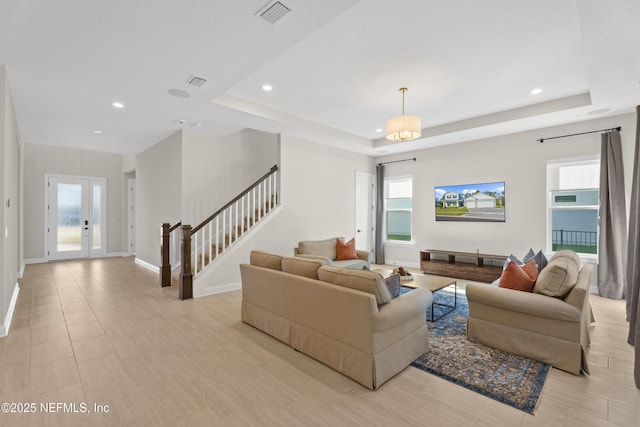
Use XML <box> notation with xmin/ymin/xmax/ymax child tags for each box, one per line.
<box><xmin>336</xmin><ymin>238</ymin><xmax>358</xmax><ymax>260</ymax></box>
<box><xmin>499</xmin><ymin>259</ymin><xmax>537</xmax><ymax>292</ymax></box>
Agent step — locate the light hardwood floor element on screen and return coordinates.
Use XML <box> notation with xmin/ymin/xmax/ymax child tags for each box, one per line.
<box><xmin>0</xmin><ymin>257</ymin><xmax>638</xmax><ymax>426</ymax></box>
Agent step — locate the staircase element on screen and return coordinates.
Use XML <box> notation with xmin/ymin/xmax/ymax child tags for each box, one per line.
<box><xmin>160</xmin><ymin>165</ymin><xmax>279</xmax><ymax>299</ymax></box>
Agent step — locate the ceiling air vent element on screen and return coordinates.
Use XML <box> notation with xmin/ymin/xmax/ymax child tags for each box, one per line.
<box><xmin>258</xmin><ymin>1</ymin><xmax>291</xmax><ymax>24</ymax></box>
<box><xmin>186</xmin><ymin>74</ymin><xmax>207</xmax><ymax>88</ymax></box>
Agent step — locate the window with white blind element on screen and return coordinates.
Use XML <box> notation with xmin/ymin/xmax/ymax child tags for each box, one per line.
<box><xmin>547</xmin><ymin>159</ymin><xmax>599</xmax><ymax>254</ymax></box>
<box><xmin>385</xmin><ymin>177</ymin><xmax>412</xmax><ymax>242</ymax></box>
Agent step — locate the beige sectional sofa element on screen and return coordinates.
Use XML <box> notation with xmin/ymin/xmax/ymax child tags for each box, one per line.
<box><xmin>240</xmin><ymin>250</ymin><xmax>432</xmax><ymax>389</ymax></box>
<box><xmin>294</xmin><ymin>237</ymin><xmax>372</xmax><ymax>269</ymax></box>
<box><xmin>466</xmin><ymin>250</ymin><xmax>594</xmax><ymax>375</ymax></box>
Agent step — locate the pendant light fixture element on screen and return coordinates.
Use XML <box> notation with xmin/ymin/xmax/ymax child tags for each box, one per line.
<box><xmin>385</xmin><ymin>87</ymin><xmax>421</xmax><ymax>141</ymax></box>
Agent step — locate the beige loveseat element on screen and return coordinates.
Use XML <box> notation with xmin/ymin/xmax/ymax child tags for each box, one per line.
<box><xmin>466</xmin><ymin>250</ymin><xmax>594</xmax><ymax>375</ymax></box>
<box><xmin>240</xmin><ymin>250</ymin><xmax>432</xmax><ymax>389</ymax></box>
<box><xmin>294</xmin><ymin>237</ymin><xmax>372</xmax><ymax>269</ymax></box>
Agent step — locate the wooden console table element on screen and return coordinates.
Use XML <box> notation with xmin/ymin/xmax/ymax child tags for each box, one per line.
<box><xmin>420</xmin><ymin>249</ymin><xmax>507</xmax><ymax>283</ymax></box>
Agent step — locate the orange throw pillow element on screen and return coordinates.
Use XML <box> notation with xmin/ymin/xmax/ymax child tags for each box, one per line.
<box><xmin>522</xmin><ymin>259</ymin><xmax>539</xmax><ymax>282</ymax></box>
<box><xmin>499</xmin><ymin>259</ymin><xmax>537</xmax><ymax>292</ymax></box>
<box><xmin>336</xmin><ymin>238</ymin><xmax>358</xmax><ymax>260</ymax></box>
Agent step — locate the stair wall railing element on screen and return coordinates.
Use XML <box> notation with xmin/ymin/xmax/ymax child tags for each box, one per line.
<box><xmin>161</xmin><ymin>165</ymin><xmax>279</xmax><ymax>300</ymax></box>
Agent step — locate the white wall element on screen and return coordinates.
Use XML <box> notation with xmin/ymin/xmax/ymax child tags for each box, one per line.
<box><xmin>378</xmin><ymin>113</ymin><xmax>637</xmax><ymax>267</ymax></box>
<box><xmin>22</xmin><ymin>143</ymin><xmax>127</xmax><ymax>260</ymax></box>
<box><xmin>1</xmin><ymin>65</ymin><xmax>21</xmax><ymax>336</ymax></box>
<box><xmin>194</xmin><ymin>134</ymin><xmax>373</xmax><ymax>296</ymax></box>
<box><xmin>181</xmin><ymin>128</ymin><xmax>279</xmax><ymax>225</ymax></box>
<box><xmin>135</xmin><ymin>131</ymin><xmax>182</xmax><ymax>267</ymax></box>
<box><xmin>134</xmin><ymin>127</ymin><xmax>279</xmax><ymax>270</ymax></box>
<box><xmin>275</xmin><ymin>134</ymin><xmax>373</xmax><ymax>244</ymax></box>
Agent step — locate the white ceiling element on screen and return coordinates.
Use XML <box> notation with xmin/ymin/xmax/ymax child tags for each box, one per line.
<box><xmin>1</xmin><ymin>0</ymin><xmax>639</xmax><ymax>156</ymax></box>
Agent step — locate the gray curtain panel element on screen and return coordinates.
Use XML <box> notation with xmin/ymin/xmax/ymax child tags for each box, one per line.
<box><xmin>375</xmin><ymin>164</ymin><xmax>385</xmax><ymax>265</ymax></box>
<box><xmin>626</xmin><ymin>106</ymin><xmax>640</xmax><ymax>389</ymax></box>
<box><xmin>598</xmin><ymin>130</ymin><xmax>627</xmax><ymax>299</ymax></box>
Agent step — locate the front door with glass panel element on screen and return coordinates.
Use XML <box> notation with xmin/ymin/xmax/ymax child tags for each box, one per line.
<box><xmin>47</xmin><ymin>176</ymin><xmax>106</xmax><ymax>260</ymax></box>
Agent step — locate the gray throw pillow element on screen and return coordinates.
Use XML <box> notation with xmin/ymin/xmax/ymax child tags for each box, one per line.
<box><xmin>503</xmin><ymin>254</ymin><xmax>523</xmax><ymax>269</ymax></box>
<box><xmin>384</xmin><ymin>274</ymin><xmax>401</xmax><ymax>298</ymax></box>
<box><xmin>523</xmin><ymin>248</ymin><xmax>548</xmax><ymax>273</ymax></box>
<box><xmin>534</xmin><ymin>250</ymin><xmax>548</xmax><ymax>273</ymax></box>
<box><xmin>522</xmin><ymin>248</ymin><xmax>535</xmax><ymax>263</ymax></box>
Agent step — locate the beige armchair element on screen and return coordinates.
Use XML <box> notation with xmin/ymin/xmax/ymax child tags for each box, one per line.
<box><xmin>466</xmin><ymin>262</ymin><xmax>594</xmax><ymax>375</ymax></box>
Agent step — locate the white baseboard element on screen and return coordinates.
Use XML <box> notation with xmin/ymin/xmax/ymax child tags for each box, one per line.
<box><xmin>194</xmin><ymin>281</ymin><xmax>242</xmax><ymax>298</ymax></box>
<box><xmin>0</xmin><ymin>282</ymin><xmax>20</xmax><ymax>337</ymax></box>
<box><xmin>105</xmin><ymin>252</ymin><xmax>129</xmax><ymax>258</ymax></box>
<box><xmin>134</xmin><ymin>257</ymin><xmax>159</xmax><ymax>274</ymax></box>
<box><xmin>18</xmin><ymin>263</ymin><xmax>25</xmax><ymax>279</ymax></box>
<box><xmin>384</xmin><ymin>259</ymin><xmax>420</xmax><ymax>269</ymax></box>
<box><xmin>26</xmin><ymin>253</ymin><xmax>130</xmax><ymax>265</ymax></box>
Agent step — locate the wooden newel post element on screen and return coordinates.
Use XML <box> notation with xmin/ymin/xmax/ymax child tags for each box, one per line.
<box><xmin>160</xmin><ymin>223</ymin><xmax>171</xmax><ymax>288</ymax></box>
<box><xmin>179</xmin><ymin>224</ymin><xmax>193</xmax><ymax>300</ymax></box>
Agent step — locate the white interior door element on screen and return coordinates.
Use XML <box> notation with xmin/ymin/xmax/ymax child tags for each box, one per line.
<box><xmin>128</xmin><ymin>178</ymin><xmax>136</xmax><ymax>255</ymax></box>
<box><xmin>47</xmin><ymin>175</ymin><xmax>106</xmax><ymax>260</ymax></box>
<box><xmin>355</xmin><ymin>172</ymin><xmax>375</xmax><ymax>253</ymax></box>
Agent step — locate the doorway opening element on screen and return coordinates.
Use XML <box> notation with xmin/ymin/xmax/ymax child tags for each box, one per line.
<box><xmin>355</xmin><ymin>171</ymin><xmax>375</xmax><ymax>254</ymax></box>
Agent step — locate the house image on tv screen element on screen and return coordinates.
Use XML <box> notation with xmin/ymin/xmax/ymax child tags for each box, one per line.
<box><xmin>435</xmin><ymin>181</ymin><xmax>505</xmax><ymax>222</ymax></box>
<box><xmin>443</xmin><ymin>191</ymin><xmax>464</xmax><ymax>208</ymax></box>
<box><xmin>464</xmin><ymin>192</ymin><xmax>496</xmax><ymax>209</ymax></box>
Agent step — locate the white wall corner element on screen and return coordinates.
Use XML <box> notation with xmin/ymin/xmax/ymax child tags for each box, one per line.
<box><xmin>0</xmin><ymin>282</ymin><xmax>20</xmax><ymax>337</ymax></box>
<box><xmin>18</xmin><ymin>263</ymin><xmax>25</xmax><ymax>279</ymax></box>
<box><xmin>134</xmin><ymin>257</ymin><xmax>159</xmax><ymax>274</ymax></box>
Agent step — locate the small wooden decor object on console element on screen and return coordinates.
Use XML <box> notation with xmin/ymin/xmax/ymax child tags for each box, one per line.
<box><xmin>420</xmin><ymin>249</ymin><xmax>508</xmax><ymax>283</ymax></box>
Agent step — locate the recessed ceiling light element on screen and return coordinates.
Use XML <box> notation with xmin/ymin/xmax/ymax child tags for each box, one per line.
<box><xmin>92</xmin><ymin>130</ymin><xmax>103</xmax><ymax>134</ymax></box>
<box><xmin>530</xmin><ymin>88</ymin><xmax>542</xmax><ymax>95</ymax></box>
<box><xmin>376</xmin><ymin>128</ymin><xmax>383</xmax><ymax>133</ymax></box>
<box><xmin>587</xmin><ymin>108</ymin><xmax>611</xmax><ymax>116</ymax></box>
<box><xmin>168</xmin><ymin>89</ymin><xmax>190</xmax><ymax>98</ymax></box>
<box><xmin>262</xmin><ymin>84</ymin><xmax>273</xmax><ymax>92</ymax></box>
<box><xmin>112</xmin><ymin>101</ymin><xmax>124</xmax><ymax>108</ymax></box>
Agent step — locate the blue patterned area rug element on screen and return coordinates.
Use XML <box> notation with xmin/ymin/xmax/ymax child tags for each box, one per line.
<box><xmin>406</xmin><ymin>289</ymin><xmax>550</xmax><ymax>414</ymax></box>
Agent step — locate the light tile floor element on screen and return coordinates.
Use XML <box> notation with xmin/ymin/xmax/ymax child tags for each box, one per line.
<box><xmin>0</xmin><ymin>257</ymin><xmax>637</xmax><ymax>426</ymax></box>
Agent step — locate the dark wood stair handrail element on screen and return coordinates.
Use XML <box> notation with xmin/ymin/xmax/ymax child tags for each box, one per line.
<box><xmin>160</xmin><ymin>164</ymin><xmax>279</xmax><ymax>300</ymax></box>
<box><xmin>191</xmin><ymin>165</ymin><xmax>278</xmax><ymax>234</ymax></box>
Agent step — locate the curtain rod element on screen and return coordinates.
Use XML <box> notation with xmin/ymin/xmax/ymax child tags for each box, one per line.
<box><xmin>377</xmin><ymin>157</ymin><xmax>416</xmax><ymax>166</ymax></box>
<box><xmin>537</xmin><ymin>127</ymin><xmax>621</xmax><ymax>143</ymax></box>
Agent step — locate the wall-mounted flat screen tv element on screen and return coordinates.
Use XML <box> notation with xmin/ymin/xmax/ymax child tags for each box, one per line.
<box><xmin>435</xmin><ymin>181</ymin><xmax>505</xmax><ymax>222</ymax></box>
